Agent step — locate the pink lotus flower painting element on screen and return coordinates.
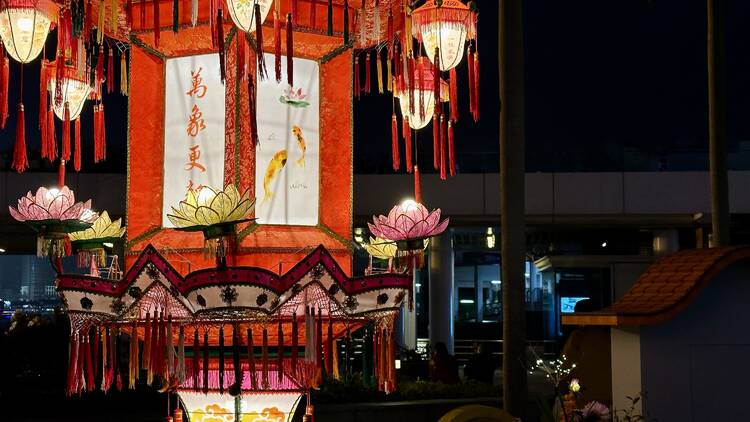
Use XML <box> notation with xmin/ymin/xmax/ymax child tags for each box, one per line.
<box><xmin>368</xmin><ymin>200</ymin><xmax>449</xmax><ymax>242</ymax></box>
<box><xmin>9</xmin><ymin>186</ymin><xmax>98</xmax><ymax>224</ymax></box>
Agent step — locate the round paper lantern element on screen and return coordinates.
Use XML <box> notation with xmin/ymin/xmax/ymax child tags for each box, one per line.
<box><xmin>411</xmin><ymin>0</ymin><xmax>474</xmax><ymax>71</ymax></box>
<box><xmin>225</xmin><ymin>0</ymin><xmax>274</xmax><ymax>33</ymax></box>
<box><xmin>0</xmin><ymin>0</ymin><xmax>57</xmax><ymax>63</ymax></box>
<box><xmin>395</xmin><ymin>57</ymin><xmax>449</xmax><ymax>130</ymax></box>
<box><xmin>48</xmin><ymin>60</ymin><xmax>92</xmax><ymax>121</ymax></box>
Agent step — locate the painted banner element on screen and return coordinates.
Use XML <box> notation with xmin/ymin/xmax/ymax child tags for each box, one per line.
<box><xmin>255</xmin><ymin>53</ymin><xmax>320</xmax><ymax>226</ymax></box>
<box><xmin>180</xmin><ymin>392</ymin><xmax>302</xmax><ymax>422</ymax></box>
<box><xmin>162</xmin><ymin>53</ymin><xmax>226</xmax><ymax>227</ymax></box>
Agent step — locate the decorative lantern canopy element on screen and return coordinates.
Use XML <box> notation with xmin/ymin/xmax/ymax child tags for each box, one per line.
<box><xmin>48</xmin><ymin>59</ymin><xmax>92</xmax><ymax>121</ymax></box>
<box><xmin>395</xmin><ymin>57</ymin><xmax>449</xmax><ymax>130</ymax></box>
<box><xmin>225</xmin><ymin>0</ymin><xmax>274</xmax><ymax>33</ymax></box>
<box><xmin>0</xmin><ymin>0</ymin><xmax>57</xmax><ymax>63</ymax></box>
<box><xmin>411</xmin><ymin>0</ymin><xmax>475</xmax><ymax>72</ymax></box>
<box><xmin>9</xmin><ymin>186</ymin><xmax>98</xmax><ymax>257</ymax></box>
<box><xmin>69</xmin><ymin>210</ymin><xmax>125</xmax><ymax>273</ymax></box>
<box><xmin>368</xmin><ymin>199</ymin><xmax>449</xmax><ymax>269</ymax></box>
<box><xmin>167</xmin><ymin>185</ymin><xmax>256</xmax><ymax>264</ymax></box>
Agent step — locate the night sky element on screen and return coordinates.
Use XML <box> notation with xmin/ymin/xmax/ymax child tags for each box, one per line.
<box><xmin>1</xmin><ymin>0</ymin><xmax>749</xmax><ymax>175</ymax></box>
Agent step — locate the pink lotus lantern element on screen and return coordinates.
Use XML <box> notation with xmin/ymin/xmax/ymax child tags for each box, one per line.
<box><xmin>368</xmin><ymin>199</ymin><xmax>449</xmax><ymax>269</ymax></box>
<box><xmin>9</xmin><ymin>186</ymin><xmax>98</xmax><ymax>257</ymax></box>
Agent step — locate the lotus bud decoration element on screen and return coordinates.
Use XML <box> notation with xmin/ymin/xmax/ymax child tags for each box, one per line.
<box><xmin>69</xmin><ymin>211</ymin><xmax>126</xmax><ymax>271</ymax></box>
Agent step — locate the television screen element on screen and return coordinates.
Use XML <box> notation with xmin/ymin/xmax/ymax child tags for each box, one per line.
<box><xmin>560</xmin><ymin>297</ymin><xmax>589</xmax><ymax>313</ymax></box>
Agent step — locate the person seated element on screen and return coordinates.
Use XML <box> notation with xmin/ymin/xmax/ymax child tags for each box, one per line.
<box><xmin>464</xmin><ymin>342</ymin><xmax>496</xmax><ymax>384</ymax></box>
<box><xmin>429</xmin><ymin>342</ymin><xmax>460</xmax><ymax>384</ymax></box>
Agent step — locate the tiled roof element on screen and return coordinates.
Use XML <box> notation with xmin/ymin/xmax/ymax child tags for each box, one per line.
<box><xmin>562</xmin><ymin>246</ymin><xmax>750</xmax><ymax>326</ymax></box>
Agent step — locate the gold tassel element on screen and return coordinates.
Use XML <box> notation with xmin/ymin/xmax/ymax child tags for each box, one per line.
<box><xmin>110</xmin><ymin>0</ymin><xmax>117</xmax><ymax>33</ymax></box>
<box><xmin>386</xmin><ymin>59</ymin><xmax>392</xmax><ymax>92</ymax></box>
<box><xmin>120</xmin><ymin>52</ymin><xmax>128</xmax><ymax>96</ymax></box>
<box><xmin>97</xmin><ymin>0</ymin><xmax>105</xmax><ymax>44</ymax></box>
<box><xmin>376</xmin><ymin>50</ymin><xmax>384</xmax><ymax>94</ymax></box>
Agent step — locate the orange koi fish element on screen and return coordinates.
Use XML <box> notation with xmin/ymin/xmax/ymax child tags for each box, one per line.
<box><xmin>262</xmin><ymin>149</ymin><xmax>287</xmax><ymax>203</ymax></box>
<box><xmin>292</xmin><ymin>125</ymin><xmax>306</xmax><ymax>167</ymax></box>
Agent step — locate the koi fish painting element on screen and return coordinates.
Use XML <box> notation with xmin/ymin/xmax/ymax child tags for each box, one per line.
<box><xmin>262</xmin><ymin>149</ymin><xmax>288</xmax><ymax>204</ymax></box>
<box><xmin>292</xmin><ymin>125</ymin><xmax>306</xmax><ymax>167</ymax></box>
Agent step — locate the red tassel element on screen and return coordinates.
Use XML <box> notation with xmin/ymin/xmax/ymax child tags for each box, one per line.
<box><xmin>84</xmin><ymin>333</ymin><xmax>95</xmax><ymax>391</ymax></box>
<box><xmin>448</xmin><ymin>121</ymin><xmax>455</xmax><ymax>176</ymax></box>
<box><xmin>12</xmin><ymin>103</ymin><xmax>27</xmax><ymax>172</ymax></box>
<box><xmin>98</xmin><ymin>104</ymin><xmax>107</xmax><ymax>161</ymax></box>
<box><xmin>387</xmin><ymin>9</ymin><xmax>394</xmax><ymax>54</ymax></box>
<box><xmin>353</xmin><ymin>56</ymin><xmax>360</xmax><ymax>99</ymax></box>
<box><xmin>248</xmin><ymin>75</ymin><xmax>258</xmax><ymax>148</ymax></box>
<box><xmin>432</xmin><ymin>113</ymin><xmax>439</xmax><ymax>170</ymax></box>
<box><xmin>247</xmin><ymin>328</ymin><xmax>258</xmax><ymax>389</ymax></box>
<box><xmin>325</xmin><ymin>318</ymin><xmax>333</xmax><ymax>375</ymax></box>
<box><xmin>107</xmin><ymin>47</ymin><xmax>114</xmax><ymax>93</ymax></box>
<box><xmin>62</xmin><ymin>103</ymin><xmax>71</xmax><ymax>161</ymax></box>
<box><xmin>449</xmin><ymin>68</ymin><xmax>458</xmax><ymax>122</ymax></box>
<box><xmin>291</xmin><ymin>316</ymin><xmax>298</xmax><ymax>374</ymax></box>
<box><xmin>407</xmin><ymin>56</ymin><xmax>415</xmax><ymax>116</ymax></box>
<box><xmin>0</xmin><ymin>55</ymin><xmax>8</xmax><ymax>129</ymax></box>
<box><xmin>414</xmin><ymin>165</ymin><xmax>422</xmax><ymax>203</ymax></box>
<box><xmin>218</xmin><ymin>326</ymin><xmax>225</xmax><ymax>393</ymax></box>
<box><xmin>309</xmin><ymin>0</ymin><xmax>316</xmax><ymax>28</ymax></box>
<box><xmin>255</xmin><ymin>3</ymin><xmax>268</xmax><ymax>80</ymax></box>
<box><xmin>218</xmin><ymin>10</ymin><xmax>225</xmax><ymax>83</ymax></box>
<box><xmin>440</xmin><ymin>114</ymin><xmax>447</xmax><ymax>180</ymax></box>
<box><xmin>277</xmin><ymin>322</ymin><xmax>284</xmax><ymax>382</ymax></box>
<box><xmin>96</xmin><ymin>46</ymin><xmax>104</xmax><ymax>89</ymax></box>
<box><xmin>286</xmin><ymin>13</ymin><xmax>293</xmax><ymax>86</ymax></box>
<box><xmin>55</xmin><ymin>57</ymin><xmax>64</xmax><ymax>107</ymax></box>
<box><xmin>47</xmin><ymin>106</ymin><xmax>57</xmax><ymax>161</ymax></box>
<box><xmin>58</xmin><ymin>159</ymin><xmax>66</xmax><ymax>187</ymax></box>
<box><xmin>316</xmin><ymin>309</ymin><xmax>323</xmax><ymax>375</ymax></box>
<box><xmin>274</xmin><ymin>11</ymin><xmax>282</xmax><ymax>83</ymax></box>
<box><xmin>66</xmin><ymin>335</ymin><xmax>79</xmax><ymax>396</ymax></box>
<box><xmin>467</xmin><ymin>45</ymin><xmax>476</xmax><ymax>119</ymax></box>
<box><xmin>433</xmin><ymin>47</ymin><xmax>441</xmax><ymax>108</ymax></box>
<box><xmin>261</xmin><ymin>328</ymin><xmax>269</xmax><ymax>388</ymax></box>
<box><xmin>74</xmin><ymin>118</ymin><xmax>81</xmax><ymax>171</ymax></box>
<box><xmin>38</xmin><ymin>60</ymin><xmax>47</xmax><ymax>132</ymax></box>
<box><xmin>153</xmin><ymin>0</ymin><xmax>161</xmax><ymax>47</ymax></box>
<box><xmin>473</xmin><ymin>51</ymin><xmax>480</xmax><ymax>122</ymax></box>
<box><xmin>202</xmin><ymin>331</ymin><xmax>209</xmax><ymax>393</ymax></box>
<box><xmin>92</xmin><ymin>328</ymin><xmax>100</xmax><ymax>387</ymax></box>
<box><xmin>391</xmin><ymin>113</ymin><xmax>399</xmax><ymax>171</ymax></box>
<box><xmin>403</xmin><ymin>117</ymin><xmax>412</xmax><ymax>173</ymax></box>
<box><xmin>192</xmin><ymin>329</ymin><xmax>199</xmax><ymax>388</ymax></box>
<box><xmin>364</xmin><ymin>53</ymin><xmax>371</xmax><ymax>94</ymax></box>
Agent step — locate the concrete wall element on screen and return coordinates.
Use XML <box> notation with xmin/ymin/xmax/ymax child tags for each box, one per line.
<box><xmin>610</xmin><ymin>327</ymin><xmax>642</xmax><ymax>416</ymax></box>
<box><xmin>354</xmin><ymin>171</ymin><xmax>750</xmax><ymax>221</ymax></box>
<box><xmin>640</xmin><ymin>262</ymin><xmax>750</xmax><ymax>420</ymax></box>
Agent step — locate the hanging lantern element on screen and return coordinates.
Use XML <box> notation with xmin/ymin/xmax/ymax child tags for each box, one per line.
<box><xmin>48</xmin><ymin>59</ymin><xmax>91</xmax><ymax>120</ymax></box>
<box><xmin>9</xmin><ymin>186</ymin><xmax>98</xmax><ymax>257</ymax></box>
<box><xmin>69</xmin><ymin>210</ymin><xmax>125</xmax><ymax>273</ymax></box>
<box><xmin>0</xmin><ymin>0</ymin><xmax>57</xmax><ymax>63</ymax></box>
<box><xmin>225</xmin><ymin>0</ymin><xmax>274</xmax><ymax>33</ymax></box>
<box><xmin>167</xmin><ymin>185</ymin><xmax>256</xmax><ymax>265</ymax></box>
<box><xmin>368</xmin><ymin>199</ymin><xmax>448</xmax><ymax>269</ymax></box>
<box><xmin>395</xmin><ymin>57</ymin><xmax>448</xmax><ymax>130</ymax></box>
<box><xmin>411</xmin><ymin>0</ymin><xmax>474</xmax><ymax>71</ymax></box>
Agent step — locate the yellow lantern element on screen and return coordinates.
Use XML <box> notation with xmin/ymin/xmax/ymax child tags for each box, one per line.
<box><xmin>48</xmin><ymin>60</ymin><xmax>91</xmax><ymax>121</ymax></box>
<box><xmin>225</xmin><ymin>0</ymin><xmax>274</xmax><ymax>33</ymax></box>
<box><xmin>0</xmin><ymin>0</ymin><xmax>57</xmax><ymax>63</ymax></box>
<box><xmin>411</xmin><ymin>0</ymin><xmax>475</xmax><ymax>71</ymax></box>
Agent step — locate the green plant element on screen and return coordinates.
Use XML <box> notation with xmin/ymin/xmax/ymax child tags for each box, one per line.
<box><xmin>614</xmin><ymin>394</ymin><xmax>646</xmax><ymax>422</ymax></box>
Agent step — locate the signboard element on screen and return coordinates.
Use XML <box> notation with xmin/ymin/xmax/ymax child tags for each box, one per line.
<box><xmin>162</xmin><ymin>53</ymin><xmax>226</xmax><ymax>227</ymax></box>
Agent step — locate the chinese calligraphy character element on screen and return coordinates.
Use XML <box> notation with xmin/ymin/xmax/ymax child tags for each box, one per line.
<box><xmin>186</xmin><ymin>180</ymin><xmax>204</xmax><ymax>192</ymax></box>
<box><xmin>186</xmin><ymin>104</ymin><xmax>206</xmax><ymax>137</ymax></box>
<box><xmin>186</xmin><ymin>67</ymin><xmax>207</xmax><ymax>98</ymax></box>
<box><xmin>185</xmin><ymin>145</ymin><xmax>206</xmax><ymax>172</ymax></box>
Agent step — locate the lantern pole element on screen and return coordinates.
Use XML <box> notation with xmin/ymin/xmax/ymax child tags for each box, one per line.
<box><xmin>499</xmin><ymin>0</ymin><xmax>527</xmax><ymax>417</ymax></box>
<box><xmin>707</xmin><ymin>0</ymin><xmax>730</xmax><ymax>246</ymax></box>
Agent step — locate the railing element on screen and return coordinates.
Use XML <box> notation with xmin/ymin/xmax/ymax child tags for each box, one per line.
<box><xmin>453</xmin><ymin>339</ymin><xmax>558</xmax><ymax>364</ymax></box>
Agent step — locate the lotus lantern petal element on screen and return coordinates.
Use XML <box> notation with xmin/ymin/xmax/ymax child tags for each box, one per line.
<box><xmin>167</xmin><ymin>185</ymin><xmax>255</xmax><ymax>231</ymax></box>
<box><xmin>9</xmin><ymin>186</ymin><xmax>98</xmax><ymax>224</ymax></box>
<box><xmin>368</xmin><ymin>200</ymin><xmax>449</xmax><ymax>242</ymax></box>
<box><xmin>69</xmin><ymin>211</ymin><xmax>126</xmax><ymax>242</ymax></box>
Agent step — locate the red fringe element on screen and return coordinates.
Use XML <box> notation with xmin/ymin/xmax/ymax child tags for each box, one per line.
<box><xmin>0</xmin><ymin>55</ymin><xmax>8</xmax><ymax>129</ymax></box>
<box><xmin>440</xmin><ymin>114</ymin><xmax>447</xmax><ymax>180</ymax></box>
<box><xmin>277</xmin><ymin>322</ymin><xmax>284</xmax><ymax>382</ymax></box>
<box><xmin>62</xmin><ymin>103</ymin><xmax>71</xmax><ymax>161</ymax></box>
<box><xmin>248</xmin><ymin>75</ymin><xmax>258</xmax><ymax>148</ymax></box>
<box><xmin>154</xmin><ymin>0</ymin><xmax>161</xmax><ymax>47</ymax></box>
<box><xmin>309</xmin><ymin>0</ymin><xmax>316</xmax><ymax>28</ymax></box>
<box><xmin>468</xmin><ymin>46</ymin><xmax>476</xmax><ymax>120</ymax></box>
<box><xmin>202</xmin><ymin>331</ymin><xmax>209</xmax><ymax>393</ymax></box>
<box><xmin>255</xmin><ymin>4</ymin><xmax>268</xmax><ymax>80</ymax></box>
<box><xmin>47</xmin><ymin>106</ymin><xmax>56</xmax><ymax>161</ymax></box>
<box><xmin>12</xmin><ymin>103</ymin><xmax>27</xmax><ymax>172</ymax></box>
<box><xmin>274</xmin><ymin>11</ymin><xmax>282</xmax><ymax>83</ymax></box>
<box><xmin>218</xmin><ymin>326</ymin><xmax>225</xmax><ymax>393</ymax></box>
<box><xmin>84</xmin><ymin>333</ymin><xmax>95</xmax><ymax>391</ymax></box>
<box><xmin>286</xmin><ymin>13</ymin><xmax>293</xmax><ymax>86</ymax></box>
<box><xmin>261</xmin><ymin>328</ymin><xmax>269</xmax><ymax>388</ymax></box>
<box><xmin>391</xmin><ymin>113</ymin><xmax>399</xmax><ymax>171</ymax></box>
<box><xmin>218</xmin><ymin>10</ymin><xmax>225</xmax><ymax>83</ymax></box>
<box><xmin>407</xmin><ymin>57</ymin><xmax>415</xmax><ymax>115</ymax></box>
<box><xmin>449</xmin><ymin>68</ymin><xmax>458</xmax><ymax>122</ymax></box>
<box><xmin>74</xmin><ymin>118</ymin><xmax>81</xmax><ymax>171</ymax></box>
<box><xmin>448</xmin><ymin>121</ymin><xmax>455</xmax><ymax>176</ymax></box>
<box><xmin>38</xmin><ymin>60</ymin><xmax>47</xmax><ymax>132</ymax></box>
<box><xmin>403</xmin><ymin>117</ymin><xmax>412</xmax><ymax>172</ymax></box>
<box><xmin>192</xmin><ymin>329</ymin><xmax>199</xmax><ymax>388</ymax></box>
<box><xmin>107</xmin><ymin>47</ymin><xmax>114</xmax><ymax>93</ymax></box>
<box><xmin>247</xmin><ymin>328</ymin><xmax>258</xmax><ymax>389</ymax></box>
<box><xmin>92</xmin><ymin>328</ymin><xmax>100</xmax><ymax>387</ymax></box>
<box><xmin>291</xmin><ymin>317</ymin><xmax>298</xmax><ymax>374</ymax></box>
<box><xmin>414</xmin><ymin>165</ymin><xmax>422</xmax><ymax>204</ymax></box>
<box><xmin>66</xmin><ymin>334</ymin><xmax>79</xmax><ymax>396</ymax></box>
<box><xmin>473</xmin><ymin>51</ymin><xmax>480</xmax><ymax>122</ymax></box>
<box><xmin>76</xmin><ymin>333</ymin><xmax>85</xmax><ymax>393</ymax></box>
<box><xmin>432</xmin><ymin>113</ymin><xmax>439</xmax><ymax>169</ymax></box>
<box><xmin>353</xmin><ymin>56</ymin><xmax>360</xmax><ymax>99</ymax></box>
<box><xmin>325</xmin><ymin>318</ymin><xmax>333</xmax><ymax>375</ymax></box>
<box><xmin>364</xmin><ymin>53</ymin><xmax>371</xmax><ymax>94</ymax></box>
